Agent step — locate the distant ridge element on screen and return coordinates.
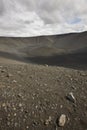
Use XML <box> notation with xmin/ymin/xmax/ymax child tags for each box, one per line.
<box><xmin>0</xmin><ymin>31</ymin><xmax>87</xmax><ymax>65</ymax></box>
<box><xmin>0</xmin><ymin>31</ymin><xmax>87</xmax><ymax>38</ymax></box>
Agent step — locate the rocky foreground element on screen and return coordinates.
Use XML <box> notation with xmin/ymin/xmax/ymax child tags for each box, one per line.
<box><xmin>0</xmin><ymin>63</ymin><xmax>87</xmax><ymax>130</ymax></box>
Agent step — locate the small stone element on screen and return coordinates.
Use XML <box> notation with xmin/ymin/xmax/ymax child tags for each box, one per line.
<box><xmin>8</xmin><ymin>114</ymin><xmax>10</xmax><ymax>117</ymax></box>
<box><xmin>7</xmin><ymin>86</ymin><xmax>11</xmax><ymax>89</ymax></box>
<box><xmin>14</xmin><ymin>113</ymin><xmax>17</xmax><ymax>117</ymax></box>
<box><xmin>70</xmin><ymin>78</ymin><xmax>73</xmax><ymax>81</ymax></box>
<box><xmin>58</xmin><ymin>114</ymin><xmax>66</xmax><ymax>127</ymax></box>
<box><xmin>23</xmin><ymin>119</ymin><xmax>26</xmax><ymax>122</ymax></box>
<box><xmin>66</xmin><ymin>92</ymin><xmax>76</xmax><ymax>103</ymax></box>
<box><xmin>30</xmin><ymin>75</ymin><xmax>33</xmax><ymax>78</ymax></box>
<box><xmin>60</xmin><ymin>105</ymin><xmax>63</xmax><ymax>108</ymax></box>
<box><xmin>6</xmin><ymin>73</ymin><xmax>13</xmax><ymax>78</ymax></box>
<box><xmin>80</xmin><ymin>72</ymin><xmax>86</xmax><ymax>76</ymax></box>
<box><xmin>26</xmin><ymin>126</ymin><xmax>29</xmax><ymax>129</ymax></box>
<box><xmin>21</xmin><ymin>108</ymin><xmax>24</xmax><ymax>112</ymax></box>
<box><xmin>25</xmin><ymin>110</ymin><xmax>28</xmax><ymax>113</ymax></box>
<box><xmin>32</xmin><ymin>121</ymin><xmax>39</xmax><ymax>126</ymax></box>
<box><xmin>35</xmin><ymin>105</ymin><xmax>38</xmax><ymax>109</ymax></box>
<box><xmin>32</xmin><ymin>111</ymin><xmax>35</xmax><ymax>115</ymax></box>
<box><xmin>17</xmin><ymin>93</ymin><xmax>22</xmax><ymax>98</ymax></box>
<box><xmin>44</xmin><ymin>83</ymin><xmax>47</xmax><ymax>86</ymax></box>
<box><xmin>12</xmin><ymin>80</ymin><xmax>17</xmax><ymax>83</ymax></box>
<box><xmin>0</xmin><ymin>118</ymin><xmax>2</xmax><ymax>121</ymax></box>
<box><xmin>14</xmin><ymin>122</ymin><xmax>18</xmax><ymax>127</ymax></box>
<box><xmin>7</xmin><ymin>122</ymin><xmax>10</xmax><ymax>126</ymax></box>
<box><xmin>17</xmin><ymin>71</ymin><xmax>21</xmax><ymax>74</ymax></box>
<box><xmin>19</xmin><ymin>103</ymin><xmax>22</xmax><ymax>107</ymax></box>
<box><xmin>44</xmin><ymin>116</ymin><xmax>52</xmax><ymax>125</ymax></box>
<box><xmin>2</xmin><ymin>103</ymin><xmax>6</xmax><ymax>107</ymax></box>
<box><xmin>13</xmin><ymin>107</ymin><xmax>16</xmax><ymax>111</ymax></box>
<box><xmin>72</xmin><ymin>86</ymin><xmax>76</xmax><ymax>90</ymax></box>
<box><xmin>45</xmin><ymin>64</ymin><xmax>48</xmax><ymax>67</ymax></box>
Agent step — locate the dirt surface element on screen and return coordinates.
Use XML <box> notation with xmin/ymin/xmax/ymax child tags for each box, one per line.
<box><xmin>0</xmin><ymin>63</ymin><xmax>87</xmax><ymax>130</ymax></box>
<box><xmin>0</xmin><ymin>32</ymin><xmax>87</xmax><ymax>130</ymax></box>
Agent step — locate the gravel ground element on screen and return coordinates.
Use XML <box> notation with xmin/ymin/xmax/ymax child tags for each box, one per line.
<box><xmin>0</xmin><ymin>63</ymin><xmax>87</xmax><ymax>130</ymax></box>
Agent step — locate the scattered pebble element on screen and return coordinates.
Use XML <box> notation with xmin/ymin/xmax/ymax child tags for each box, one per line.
<box><xmin>44</xmin><ymin>116</ymin><xmax>52</xmax><ymax>125</ymax></box>
<box><xmin>7</xmin><ymin>122</ymin><xmax>10</xmax><ymax>126</ymax></box>
<box><xmin>45</xmin><ymin>64</ymin><xmax>49</xmax><ymax>67</ymax></box>
<box><xmin>13</xmin><ymin>107</ymin><xmax>16</xmax><ymax>111</ymax></box>
<box><xmin>12</xmin><ymin>80</ymin><xmax>17</xmax><ymax>83</ymax></box>
<box><xmin>14</xmin><ymin>113</ymin><xmax>17</xmax><ymax>117</ymax></box>
<box><xmin>30</xmin><ymin>75</ymin><xmax>33</xmax><ymax>79</ymax></box>
<box><xmin>6</xmin><ymin>73</ymin><xmax>13</xmax><ymax>78</ymax></box>
<box><xmin>80</xmin><ymin>72</ymin><xmax>86</xmax><ymax>76</ymax></box>
<box><xmin>8</xmin><ymin>114</ymin><xmax>10</xmax><ymax>117</ymax></box>
<box><xmin>21</xmin><ymin>108</ymin><xmax>24</xmax><ymax>112</ymax></box>
<box><xmin>17</xmin><ymin>71</ymin><xmax>21</xmax><ymax>74</ymax></box>
<box><xmin>17</xmin><ymin>93</ymin><xmax>22</xmax><ymax>98</ymax></box>
<box><xmin>44</xmin><ymin>83</ymin><xmax>47</xmax><ymax>86</ymax></box>
<box><xmin>60</xmin><ymin>105</ymin><xmax>63</xmax><ymax>108</ymax></box>
<box><xmin>26</xmin><ymin>126</ymin><xmax>29</xmax><ymax>129</ymax></box>
<box><xmin>19</xmin><ymin>103</ymin><xmax>22</xmax><ymax>107</ymax></box>
<box><xmin>32</xmin><ymin>121</ymin><xmax>39</xmax><ymax>126</ymax></box>
<box><xmin>72</xmin><ymin>86</ymin><xmax>76</xmax><ymax>90</ymax></box>
<box><xmin>14</xmin><ymin>122</ymin><xmax>18</xmax><ymax>127</ymax></box>
<box><xmin>2</xmin><ymin>103</ymin><xmax>6</xmax><ymax>107</ymax></box>
<box><xmin>66</xmin><ymin>92</ymin><xmax>76</xmax><ymax>103</ymax></box>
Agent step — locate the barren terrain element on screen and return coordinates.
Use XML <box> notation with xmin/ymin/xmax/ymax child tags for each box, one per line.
<box><xmin>0</xmin><ymin>32</ymin><xmax>87</xmax><ymax>130</ymax></box>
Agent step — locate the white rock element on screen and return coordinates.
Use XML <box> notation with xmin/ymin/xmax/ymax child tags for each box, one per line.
<box><xmin>59</xmin><ymin>114</ymin><xmax>66</xmax><ymax>127</ymax></box>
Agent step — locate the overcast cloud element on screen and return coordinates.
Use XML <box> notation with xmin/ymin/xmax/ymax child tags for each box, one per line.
<box><xmin>0</xmin><ymin>0</ymin><xmax>87</xmax><ymax>36</ymax></box>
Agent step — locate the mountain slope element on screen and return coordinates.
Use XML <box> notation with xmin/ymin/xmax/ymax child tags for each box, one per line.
<box><xmin>0</xmin><ymin>31</ymin><xmax>87</xmax><ymax>64</ymax></box>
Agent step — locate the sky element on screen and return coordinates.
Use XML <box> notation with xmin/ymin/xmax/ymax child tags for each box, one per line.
<box><xmin>0</xmin><ymin>0</ymin><xmax>87</xmax><ymax>37</ymax></box>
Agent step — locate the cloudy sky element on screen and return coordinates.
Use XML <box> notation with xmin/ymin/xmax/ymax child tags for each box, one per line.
<box><xmin>0</xmin><ymin>0</ymin><xmax>87</xmax><ymax>36</ymax></box>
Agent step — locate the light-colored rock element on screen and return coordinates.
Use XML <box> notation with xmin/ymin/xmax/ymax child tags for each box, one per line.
<box><xmin>60</xmin><ymin>105</ymin><xmax>63</xmax><ymax>108</ymax></box>
<box><xmin>26</xmin><ymin>126</ymin><xmax>29</xmax><ymax>129</ymax></box>
<box><xmin>19</xmin><ymin>103</ymin><xmax>22</xmax><ymax>107</ymax></box>
<box><xmin>58</xmin><ymin>114</ymin><xmax>66</xmax><ymax>127</ymax></box>
<box><xmin>2</xmin><ymin>103</ymin><xmax>6</xmax><ymax>107</ymax></box>
<box><xmin>12</xmin><ymin>80</ymin><xmax>17</xmax><ymax>83</ymax></box>
<box><xmin>14</xmin><ymin>113</ymin><xmax>17</xmax><ymax>117</ymax></box>
<box><xmin>45</xmin><ymin>64</ymin><xmax>49</xmax><ymax>67</ymax></box>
